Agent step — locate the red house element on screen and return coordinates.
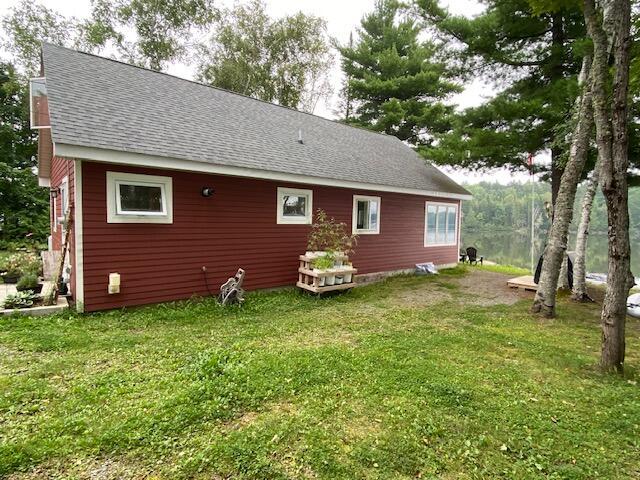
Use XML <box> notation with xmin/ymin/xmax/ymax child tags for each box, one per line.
<box><xmin>33</xmin><ymin>44</ymin><xmax>471</xmax><ymax>312</ymax></box>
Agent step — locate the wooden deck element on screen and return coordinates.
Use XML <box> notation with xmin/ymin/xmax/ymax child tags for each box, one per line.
<box><xmin>507</xmin><ymin>275</ymin><xmax>538</xmax><ymax>292</ymax></box>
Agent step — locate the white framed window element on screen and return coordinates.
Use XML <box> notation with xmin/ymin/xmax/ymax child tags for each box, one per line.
<box><xmin>424</xmin><ymin>202</ymin><xmax>458</xmax><ymax>246</ymax></box>
<box><xmin>352</xmin><ymin>195</ymin><xmax>381</xmax><ymax>234</ymax></box>
<box><xmin>277</xmin><ymin>187</ymin><xmax>312</xmax><ymax>224</ymax></box>
<box><xmin>29</xmin><ymin>77</ymin><xmax>50</xmax><ymax>129</ymax></box>
<box><xmin>107</xmin><ymin>171</ymin><xmax>173</xmax><ymax>224</ymax></box>
<box><xmin>58</xmin><ymin>176</ymin><xmax>69</xmax><ymax>234</ymax></box>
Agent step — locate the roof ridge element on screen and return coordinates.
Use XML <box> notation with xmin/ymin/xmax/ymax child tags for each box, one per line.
<box><xmin>41</xmin><ymin>42</ymin><xmax>396</xmax><ymax>142</ymax></box>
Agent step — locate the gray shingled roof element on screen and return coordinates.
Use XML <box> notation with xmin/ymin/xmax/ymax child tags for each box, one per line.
<box><xmin>42</xmin><ymin>44</ymin><xmax>470</xmax><ymax>197</ymax></box>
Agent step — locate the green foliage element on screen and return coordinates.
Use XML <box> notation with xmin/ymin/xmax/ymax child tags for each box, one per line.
<box><xmin>462</xmin><ymin>181</ymin><xmax>640</xmax><ymax>239</ymax></box>
<box><xmin>462</xmin><ymin>182</ymin><xmax>552</xmax><ymax>232</ymax></box>
<box><xmin>1</xmin><ymin>252</ymin><xmax>42</xmax><ymax>278</ymax></box>
<box><xmin>0</xmin><ymin>63</ymin><xmax>49</xmax><ymax>246</ymax></box>
<box><xmin>311</xmin><ymin>254</ymin><xmax>335</xmax><ymax>271</ymax></box>
<box><xmin>0</xmin><ymin>0</ymin><xmax>84</xmax><ymax>74</ymax></box>
<box><xmin>338</xmin><ymin>0</ymin><xmax>460</xmax><ymax>145</ymax></box>
<box><xmin>1</xmin><ymin>0</ymin><xmax>217</xmax><ymax>74</ymax></box>
<box><xmin>16</xmin><ymin>272</ymin><xmax>39</xmax><ymax>291</ymax></box>
<box><xmin>415</xmin><ymin>0</ymin><xmax>586</xmax><ymax>179</ymax></box>
<box><xmin>306</xmin><ymin>209</ymin><xmax>357</xmax><ymax>254</ymax></box>
<box><xmin>198</xmin><ymin>0</ymin><xmax>332</xmax><ymax>112</ymax></box>
<box><xmin>0</xmin><ymin>271</ymin><xmax>638</xmax><ymax>477</ymax></box>
<box><xmin>87</xmin><ymin>0</ymin><xmax>218</xmax><ymax>71</ymax></box>
<box><xmin>2</xmin><ymin>290</ymin><xmax>39</xmax><ymax>309</ymax></box>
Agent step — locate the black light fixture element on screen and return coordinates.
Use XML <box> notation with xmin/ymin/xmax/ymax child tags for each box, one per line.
<box><xmin>50</xmin><ymin>187</ymin><xmax>60</xmax><ymax>198</ymax></box>
<box><xmin>201</xmin><ymin>187</ymin><xmax>215</xmax><ymax>197</ymax></box>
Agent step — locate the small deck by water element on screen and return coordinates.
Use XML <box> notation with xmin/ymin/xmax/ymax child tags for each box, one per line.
<box><xmin>507</xmin><ymin>275</ymin><xmax>538</xmax><ymax>292</ymax></box>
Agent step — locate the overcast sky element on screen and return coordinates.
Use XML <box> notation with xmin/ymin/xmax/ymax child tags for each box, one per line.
<box><xmin>0</xmin><ymin>0</ymin><xmax>534</xmax><ymax>184</ymax></box>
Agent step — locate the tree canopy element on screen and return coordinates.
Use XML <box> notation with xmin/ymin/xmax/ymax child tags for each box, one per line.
<box><xmin>338</xmin><ymin>0</ymin><xmax>460</xmax><ymax>147</ymax></box>
<box><xmin>415</xmin><ymin>0</ymin><xmax>587</xmax><ymax>203</ymax></box>
<box><xmin>0</xmin><ymin>63</ymin><xmax>48</xmax><ymax>247</ymax></box>
<box><xmin>197</xmin><ymin>0</ymin><xmax>333</xmax><ymax>112</ymax></box>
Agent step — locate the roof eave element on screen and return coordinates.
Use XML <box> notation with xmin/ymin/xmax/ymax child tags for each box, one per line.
<box><xmin>54</xmin><ymin>143</ymin><xmax>473</xmax><ymax>200</ymax></box>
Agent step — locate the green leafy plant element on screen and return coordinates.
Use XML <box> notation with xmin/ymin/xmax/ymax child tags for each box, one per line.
<box><xmin>311</xmin><ymin>254</ymin><xmax>334</xmax><ymax>271</ymax></box>
<box><xmin>2</xmin><ymin>290</ymin><xmax>39</xmax><ymax>309</ymax></box>
<box><xmin>307</xmin><ymin>209</ymin><xmax>357</xmax><ymax>254</ymax></box>
<box><xmin>16</xmin><ymin>273</ymin><xmax>39</xmax><ymax>292</ymax></box>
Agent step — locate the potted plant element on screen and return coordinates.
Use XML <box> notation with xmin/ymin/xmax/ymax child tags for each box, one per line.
<box><xmin>16</xmin><ymin>273</ymin><xmax>43</xmax><ymax>294</ymax></box>
<box><xmin>2</xmin><ymin>291</ymin><xmax>40</xmax><ymax>309</ymax></box>
<box><xmin>307</xmin><ymin>210</ymin><xmax>357</xmax><ymax>257</ymax></box>
<box><xmin>1</xmin><ymin>253</ymin><xmax>42</xmax><ymax>284</ymax></box>
<box><xmin>311</xmin><ymin>254</ymin><xmax>334</xmax><ymax>287</ymax></box>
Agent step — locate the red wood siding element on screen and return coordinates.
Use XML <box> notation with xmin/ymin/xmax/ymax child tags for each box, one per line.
<box><xmin>80</xmin><ymin>161</ymin><xmax>460</xmax><ymax>311</ymax></box>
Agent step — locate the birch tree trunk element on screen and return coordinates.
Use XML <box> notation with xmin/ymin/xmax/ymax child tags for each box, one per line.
<box><xmin>531</xmin><ymin>55</ymin><xmax>594</xmax><ymax>318</ymax></box>
<box><xmin>584</xmin><ymin>0</ymin><xmax>635</xmax><ymax>373</ymax></box>
<box><xmin>572</xmin><ymin>162</ymin><xmax>601</xmax><ymax>301</ymax></box>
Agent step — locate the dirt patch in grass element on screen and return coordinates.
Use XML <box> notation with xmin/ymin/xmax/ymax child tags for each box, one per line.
<box><xmin>7</xmin><ymin>457</ymin><xmax>152</xmax><ymax>480</ymax></box>
<box><xmin>390</xmin><ymin>269</ymin><xmax>530</xmax><ymax>308</ymax></box>
<box><xmin>455</xmin><ymin>269</ymin><xmax>531</xmax><ymax>306</ymax></box>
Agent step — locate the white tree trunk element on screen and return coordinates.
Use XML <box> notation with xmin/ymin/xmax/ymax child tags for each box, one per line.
<box><xmin>572</xmin><ymin>163</ymin><xmax>601</xmax><ymax>301</ymax></box>
<box><xmin>584</xmin><ymin>0</ymin><xmax>635</xmax><ymax>373</ymax></box>
<box><xmin>531</xmin><ymin>55</ymin><xmax>594</xmax><ymax>317</ymax></box>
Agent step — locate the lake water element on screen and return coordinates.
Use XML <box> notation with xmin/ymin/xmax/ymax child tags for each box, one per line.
<box><xmin>461</xmin><ymin>229</ymin><xmax>640</xmax><ymax>276</ymax></box>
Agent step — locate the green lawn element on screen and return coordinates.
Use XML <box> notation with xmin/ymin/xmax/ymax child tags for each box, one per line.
<box><xmin>1</xmin><ymin>266</ymin><xmax>639</xmax><ymax>479</ymax></box>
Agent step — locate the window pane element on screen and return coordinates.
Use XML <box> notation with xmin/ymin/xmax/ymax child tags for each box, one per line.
<box><xmin>436</xmin><ymin>207</ymin><xmax>446</xmax><ymax>243</ymax></box>
<box><xmin>426</xmin><ymin>205</ymin><xmax>437</xmax><ymax>244</ymax></box>
<box><xmin>369</xmin><ymin>200</ymin><xmax>378</xmax><ymax>230</ymax></box>
<box><xmin>446</xmin><ymin>207</ymin><xmax>457</xmax><ymax>243</ymax></box>
<box><xmin>357</xmin><ymin>200</ymin><xmax>369</xmax><ymax>229</ymax></box>
<box><xmin>119</xmin><ymin>184</ymin><xmax>163</xmax><ymax>212</ymax></box>
<box><xmin>283</xmin><ymin>195</ymin><xmax>306</xmax><ymax>217</ymax></box>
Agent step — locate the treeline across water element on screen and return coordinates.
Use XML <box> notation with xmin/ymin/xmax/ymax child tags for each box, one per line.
<box><xmin>461</xmin><ymin>182</ymin><xmax>640</xmax><ymax>273</ymax></box>
<box><xmin>462</xmin><ymin>181</ymin><xmax>640</xmax><ymax>238</ymax></box>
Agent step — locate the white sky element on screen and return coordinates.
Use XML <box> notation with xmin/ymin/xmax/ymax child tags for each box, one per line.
<box><xmin>0</xmin><ymin>0</ymin><xmax>536</xmax><ymax>184</ymax></box>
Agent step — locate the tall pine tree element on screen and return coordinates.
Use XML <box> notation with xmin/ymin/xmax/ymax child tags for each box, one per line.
<box><xmin>338</xmin><ymin>0</ymin><xmax>460</xmax><ymax>147</ymax></box>
<box><xmin>416</xmin><ymin>0</ymin><xmax>586</xmax><ymax>205</ymax></box>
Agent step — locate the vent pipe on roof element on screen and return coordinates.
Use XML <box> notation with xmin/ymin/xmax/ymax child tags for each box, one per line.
<box><xmin>298</xmin><ymin>128</ymin><xmax>304</xmax><ymax>144</ymax></box>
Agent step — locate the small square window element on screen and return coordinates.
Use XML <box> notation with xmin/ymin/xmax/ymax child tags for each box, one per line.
<box><xmin>352</xmin><ymin>195</ymin><xmax>381</xmax><ymax>234</ymax></box>
<box><xmin>277</xmin><ymin>187</ymin><xmax>312</xmax><ymax>224</ymax></box>
<box><xmin>107</xmin><ymin>172</ymin><xmax>173</xmax><ymax>224</ymax></box>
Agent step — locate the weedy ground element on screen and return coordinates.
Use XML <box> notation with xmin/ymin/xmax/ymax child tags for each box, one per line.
<box><xmin>0</xmin><ymin>265</ymin><xmax>638</xmax><ymax>479</ymax></box>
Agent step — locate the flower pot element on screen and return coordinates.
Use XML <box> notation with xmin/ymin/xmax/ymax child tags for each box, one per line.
<box><xmin>1</xmin><ymin>274</ymin><xmax>19</xmax><ymax>284</ymax></box>
<box><xmin>335</xmin><ymin>275</ymin><xmax>344</xmax><ymax>285</ymax></box>
<box><xmin>334</xmin><ymin>258</ymin><xmax>344</xmax><ymax>268</ymax></box>
<box><xmin>16</xmin><ymin>283</ymin><xmax>43</xmax><ymax>294</ymax></box>
<box><xmin>325</xmin><ymin>274</ymin><xmax>336</xmax><ymax>286</ymax></box>
<box><xmin>344</xmin><ymin>273</ymin><xmax>353</xmax><ymax>283</ymax></box>
<box><xmin>313</xmin><ymin>269</ymin><xmax>326</xmax><ymax>287</ymax></box>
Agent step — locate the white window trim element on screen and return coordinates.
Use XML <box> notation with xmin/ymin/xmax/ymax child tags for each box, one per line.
<box><xmin>424</xmin><ymin>201</ymin><xmax>458</xmax><ymax>247</ymax></box>
<box><xmin>59</xmin><ymin>176</ymin><xmax>69</xmax><ymax>235</ymax></box>
<box><xmin>29</xmin><ymin>77</ymin><xmax>51</xmax><ymax>130</ymax></box>
<box><xmin>277</xmin><ymin>187</ymin><xmax>313</xmax><ymax>225</ymax></box>
<box><xmin>107</xmin><ymin>171</ymin><xmax>173</xmax><ymax>224</ymax></box>
<box><xmin>352</xmin><ymin>195</ymin><xmax>381</xmax><ymax>235</ymax></box>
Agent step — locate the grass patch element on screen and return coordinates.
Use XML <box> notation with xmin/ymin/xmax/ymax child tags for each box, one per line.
<box><xmin>0</xmin><ymin>269</ymin><xmax>639</xmax><ymax>479</ymax></box>
<box><xmin>479</xmin><ymin>263</ymin><xmax>531</xmax><ymax>276</ymax></box>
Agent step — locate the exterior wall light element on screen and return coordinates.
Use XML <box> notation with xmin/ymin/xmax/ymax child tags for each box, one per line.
<box><xmin>50</xmin><ymin>187</ymin><xmax>60</xmax><ymax>198</ymax></box>
<box><xmin>201</xmin><ymin>187</ymin><xmax>215</xmax><ymax>197</ymax></box>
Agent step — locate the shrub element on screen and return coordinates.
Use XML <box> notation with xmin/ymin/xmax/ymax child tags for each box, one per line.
<box><xmin>0</xmin><ymin>252</ymin><xmax>42</xmax><ymax>278</ymax></box>
<box><xmin>2</xmin><ymin>291</ymin><xmax>39</xmax><ymax>309</ymax></box>
<box><xmin>16</xmin><ymin>273</ymin><xmax>39</xmax><ymax>292</ymax></box>
<box><xmin>307</xmin><ymin>210</ymin><xmax>357</xmax><ymax>254</ymax></box>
